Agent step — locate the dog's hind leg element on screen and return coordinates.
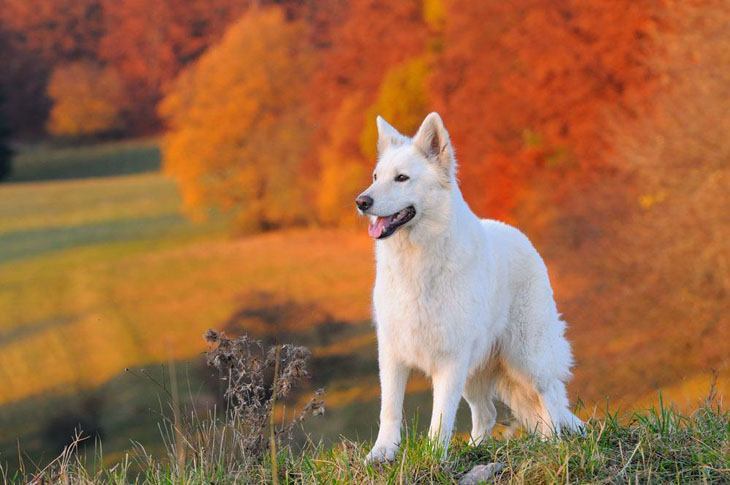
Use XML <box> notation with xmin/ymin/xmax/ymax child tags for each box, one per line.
<box><xmin>463</xmin><ymin>371</ymin><xmax>497</xmax><ymax>444</ymax></box>
<box><xmin>494</xmin><ymin>399</ymin><xmax>520</xmax><ymax>438</ymax></box>
<box><xmin>493</xmin><ymin>360</ymin><xmax>555</xmax><ymax>437</ymax></box>
<box><xmin>542</xmin><ymin>378</ymin><xmax>584</xmax><ymax>434</ymax></box>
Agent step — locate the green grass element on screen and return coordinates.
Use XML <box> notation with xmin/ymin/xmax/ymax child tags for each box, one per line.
<box><xmin>0</xmin><ymin>139</ymin><xmax>181</xmax><ymax>240</ymax></box>
<box><xmin>7</xmin><ymin>401</ymin><xmax>728</xmax><ymax>483</ymax></box>
<box><xmin>6</xmin><ymin>139</ymin><xmax>161</xmax><ymax>182</ymax></box>
<box><xmin>0</xmin><ymin>173</ymin><xmax>181</xmax><ymax>234</ymax></box>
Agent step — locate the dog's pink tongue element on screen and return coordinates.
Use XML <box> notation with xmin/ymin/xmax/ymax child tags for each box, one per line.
<box><xmin>368</xmin><ymin>217</ymin><xmax>388</xmax><ymax>238</ymax></box>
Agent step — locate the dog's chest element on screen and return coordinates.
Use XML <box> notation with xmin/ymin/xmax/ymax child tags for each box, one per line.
<box><xmin>374</xmin><ymin>254</ymin><xmax>480</xmax><ymax>372</ymax></box>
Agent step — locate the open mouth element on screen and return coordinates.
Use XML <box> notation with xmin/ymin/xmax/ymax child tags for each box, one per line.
<box><xmin>368</xmin><ymin>206</ymin><xmax>416</xmax><ymax>239</ymax></box>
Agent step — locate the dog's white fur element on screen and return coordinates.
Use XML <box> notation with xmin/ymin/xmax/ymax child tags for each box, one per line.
<box><xmin>358</xmin><ymin>113</ymin><xmax>582</xmax><ymax>462</ymax></box>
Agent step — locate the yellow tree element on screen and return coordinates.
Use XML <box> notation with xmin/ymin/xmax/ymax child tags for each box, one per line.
<box><xmin>359</xmin><ymin>56</ymin><xmax>431</xmax><ymax>161</ymax></box>
<box><xmin>46</xmin><ymin>61</ymin><xmax>125</xmax><ymax>137</ymax></box>
<box><xmin>318</xmin><ymin>56</ymin><xmax>430</xmax><ymax>226</ymax></box>
<box><xmin>160</xmin><ymin>7</ymin><xmax>314</xmax><ymax>230</ymax></box>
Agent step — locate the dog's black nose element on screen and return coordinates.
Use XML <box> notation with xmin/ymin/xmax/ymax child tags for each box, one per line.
<box><xmin>356</xmin><ymin>195</ymin><xmax>373</xmax><ymax>211</ymax></box>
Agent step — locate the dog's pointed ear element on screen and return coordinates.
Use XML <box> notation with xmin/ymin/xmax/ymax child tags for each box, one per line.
<box><xmin>377</xmin><ymin>115</ymin><xmax>407</xmax><ymax>154</ymax></box>
<box><xmin>413</xmin><ymin>112</ymin><xmax>455</xmax><ymax>177</ymax></box>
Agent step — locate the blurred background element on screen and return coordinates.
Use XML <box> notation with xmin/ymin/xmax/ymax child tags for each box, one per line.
<box><xmin>0</xmin><ymin>0</ymin><xmax>727</xmax><ymax>470</ymax></box>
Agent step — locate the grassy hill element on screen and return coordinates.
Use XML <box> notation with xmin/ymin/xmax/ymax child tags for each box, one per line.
<box><xmin>9</xmin><ymin>400</ymin><xmax>729</xmax><ymax>483</ymax></box>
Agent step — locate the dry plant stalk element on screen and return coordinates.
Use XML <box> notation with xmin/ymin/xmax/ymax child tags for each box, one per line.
<box><xmin>204</xmin><ymin>329</ymin><xmax>325</xmax><ymax>461</ymax></box>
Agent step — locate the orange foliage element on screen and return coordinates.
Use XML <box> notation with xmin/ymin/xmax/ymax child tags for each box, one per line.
<box><xmin>160</xmin><ymin>7</ymin><xmax>314</xmax><ymax>231</ymax></box>
<box><xmin>318</xmin><ymin>55</ymin><xmax>431</xmax><ymax>225</ymax></box>
<box><xmin>46</xmin><ymin>61</ymin><xmax>125</xmax><ymax>137</ymax></box>
<box><xmin>316</xmin><ymin>95</ymin><xmax>368</xmax><ymax>226</ymax></box>
<box><xmin>561</xmin><ymin>0</ymin><xmax>730</xmax><ymax>404</ymax></box>
<box><xmin>307</xmin><ymin>0</ymin><xmax>667</xmax><ymax>223</ymax></box>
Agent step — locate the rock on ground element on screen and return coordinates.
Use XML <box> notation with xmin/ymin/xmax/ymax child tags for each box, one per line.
<box><xmin>458</xmin><ymin>463</ymin><xmax>504</xmax><ymax>485</ymax></box>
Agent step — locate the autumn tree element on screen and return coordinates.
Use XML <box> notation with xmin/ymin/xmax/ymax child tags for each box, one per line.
<box><xmin>316</xmin><ymin>95</ymin><xmax>368</xmax><ymax>226</ymax></box>
<box><xmin>160</xmin><ymin>7</ymin><xmax>314</xmax><ymax>231</ymax></box>
<box><xmin>0</xmin><ymin>0</ymin><xmax>330</xmax><ymax>135</ymax></box>
<box><xmin>98</xmin><ymin>0</ymin><xmax>252</xmax><ymax>132</ymax></box>
<box><xmin>0</xmin><ymin>0</ymin><xmax>103</xmax><ymax>135</ymax></box>
<box><xmin>317</xmin><ymin>55</ymin><xmax>432</xmax><ymax>225</ymax></box>
<box><xmin>310</xmin><ymin>0</ymin><xmax>429</xmax><ymax>224</ymax></box>
<box><xmin>359</xmin><ymin>56</ymin><xmax>431</xmax><ymax>160</ymax></box>
<box><xmin>46</xmin><ymin>61</ymin><xmax>125</xmax><ymax>137</ymax></box>
<box><xmin>538</xmin><ymin>0</ymin><xmax>730</xmax><ymax>403</ymax></box>
<box><xmin>0</xmin><ymin>0</ymin><xmax>103</xmax><ymax>61</ymax></box>
<box><xmin>430</xmin><ymin>0</ymin><xmax>665</xmax><ymax>221</ymax></box>
<box><xmin>99</xmin><ymin>0</ymin><xmax>319</xmax><ymax>133</ymax></box>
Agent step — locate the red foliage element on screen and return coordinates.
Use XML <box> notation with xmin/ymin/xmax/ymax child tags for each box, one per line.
<box><xmin>310</xmin><ymin>0</ymin><xmax>429</xmax><ymax>166</ymax></box>
<box><xmin>0</xmin><ymin>0</ymin><xmax>103</xmax><ymax>134</ymax></box>
<box><xmin>98</xmin><ymin>0</ymin><xmax>249</xmax><ymax>132</ymax></box>
<box><xmin>0</xmin><ymin>0</ymin><xmax>310</xmax><ymax>134</ymax></box>
<box><xmin>0</xmin><ymin>0</ymin><xmax>103</xmax><ymax>61</ymax></box>
<box><xmin>431</xmin><ymin>0</ymin><xmax>665</xmax><ymax>219</ymax></box>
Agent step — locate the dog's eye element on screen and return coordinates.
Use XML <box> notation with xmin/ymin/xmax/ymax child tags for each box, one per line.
<box><xmin>394</xmin><ymin>174</ymin><xmax>410</xmax><ymax>182</ymax></box>
<box><xmin>373</xmin><ymin>173</ymin><xmax>377</xmax><ymax>181</ymax></box>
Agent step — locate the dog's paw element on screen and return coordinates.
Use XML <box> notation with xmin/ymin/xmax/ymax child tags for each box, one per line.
<box><xmin>365</xmin><ymin>444</ymin><xmax>398</xmax><ymax>463</ymax></box>
<box><xmin>561</xmin><ymin>413</ymin><xmax>586</xmax><ymax>437</ymax></box>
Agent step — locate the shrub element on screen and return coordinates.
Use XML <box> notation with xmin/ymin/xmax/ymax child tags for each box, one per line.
<box><xmin>203</xmin><ymin>329</ymin><xmax>325</xmax><ymax>461</ymax></box>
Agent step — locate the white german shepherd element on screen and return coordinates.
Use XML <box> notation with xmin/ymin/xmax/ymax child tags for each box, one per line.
<box><xmin>356</xmin><ymin>113</ymin><xmax>582</xmax><ymax>462</ymax></box>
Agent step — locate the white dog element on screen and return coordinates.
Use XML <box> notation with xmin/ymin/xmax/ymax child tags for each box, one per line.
<box><xmin>356</xmin><ymin>113</ymin><xmax>582</xmax><ymax>462</ymax></box>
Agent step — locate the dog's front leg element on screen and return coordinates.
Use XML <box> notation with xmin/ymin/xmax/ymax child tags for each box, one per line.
<box><xmin>366</xmin><ymin>344</ymin><xmax>410</xmax><ymax>463</ymax></box>
<box><xmin>428</xmin><ymin>358</ymin><xmax>469</xmax><ymax>457</ymax></box>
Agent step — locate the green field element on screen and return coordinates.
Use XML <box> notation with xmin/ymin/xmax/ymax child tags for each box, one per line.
<box><xmin>6</xmin><ymin>139</ymin><xmax>162</xmax><ymax>183</ymax></box>
<box><xmin>0</xmin><ymin>141</ymin><xmax>201</xmax><ymax>464</ymax></box>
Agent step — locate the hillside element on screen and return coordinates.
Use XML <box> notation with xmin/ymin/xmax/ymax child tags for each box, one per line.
<box><xmin>0</xmin><ymin>140</ymin><xmax>727</xmax><ymax>470</ymax></box>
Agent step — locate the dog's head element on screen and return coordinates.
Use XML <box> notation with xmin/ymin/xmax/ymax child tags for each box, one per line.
<box><xmin>355</xmin><ymin>112</ymin><xmax>456</xmax><ymax>240</ymax></box>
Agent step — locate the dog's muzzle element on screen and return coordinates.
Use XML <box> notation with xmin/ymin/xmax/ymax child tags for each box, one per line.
<box><xmin>368</xmin><ymin>206</ymin><xmax>416</xmax><ymax>239</ymax></box>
